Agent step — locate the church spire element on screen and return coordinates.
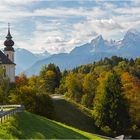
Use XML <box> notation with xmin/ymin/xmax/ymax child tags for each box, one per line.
<box><xmin>6</xmin><ymin>23</ymin><xmax>12</xmax><ymax>39</ymax></box>
<box><xmin>4</xmin><ymin>23</ymin><xmax>14</xmax><ymax>52</ymax></box>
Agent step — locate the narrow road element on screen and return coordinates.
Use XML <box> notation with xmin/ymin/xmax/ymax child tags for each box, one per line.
<box><xmin>51</xmin><ymin>94</ymin><xmax>98</xmax><ymax>134</ymax></box>
<box><xmin>51</xmin><ymin>94</ymin><xmax>64</xmax><ymax>100</ymax></box>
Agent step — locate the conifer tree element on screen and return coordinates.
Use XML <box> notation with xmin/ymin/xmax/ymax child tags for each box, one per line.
<box><xmin>93</xmin><ymin>72</ymin><xmax>130</xmax><ymax>134</ymax></box>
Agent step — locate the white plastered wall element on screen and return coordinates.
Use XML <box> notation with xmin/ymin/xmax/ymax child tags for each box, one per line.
<box><xmin>3</xmin><ymin>64</ymin><xmax>15</xmax><ymax>83</ymax></box>
<box><xmin>4</xmin><ymin>51</ymin><xmax>14</xmax><ymax>62</ymax></box>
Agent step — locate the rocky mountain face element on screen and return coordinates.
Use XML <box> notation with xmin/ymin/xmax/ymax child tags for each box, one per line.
<box><xmin>16</xmin><ymin>29</ymin><xmax>140</xmax><ymax>76</ymax></box>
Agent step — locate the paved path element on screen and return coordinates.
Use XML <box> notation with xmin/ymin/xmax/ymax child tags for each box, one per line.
<box><xmin>51</xmin><ymin>94</ymin><xmax>64</xmax><ymax>99</ymax></box>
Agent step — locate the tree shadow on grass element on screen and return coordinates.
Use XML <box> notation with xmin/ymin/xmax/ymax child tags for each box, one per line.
<box><xmin>53</xmin><ymin>98</ymin><xmax>98</xmax><ymax>134</ymax></box>
<box><xmin>14</xmin><ymin>111</ymin><xmax>91</xmax><ymax>139</ymax></box>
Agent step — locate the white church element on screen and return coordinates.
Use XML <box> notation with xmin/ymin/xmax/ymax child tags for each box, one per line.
<box><xmin>0</xmin><ymin>24</ymin><xmax>15</xmax><ymax>83</ymax></box>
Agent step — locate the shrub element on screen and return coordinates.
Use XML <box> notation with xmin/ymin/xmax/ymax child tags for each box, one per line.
<box><xmin>9</xmin><ymin>86</ymin><xmax>54</xmax><ymax>118</ymax></box>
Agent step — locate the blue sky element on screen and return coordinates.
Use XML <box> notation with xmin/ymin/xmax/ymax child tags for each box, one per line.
<box><xmin>0</xmin><ymin>0</ymin><xmax>140</xmax><ymax>54</ymax></box>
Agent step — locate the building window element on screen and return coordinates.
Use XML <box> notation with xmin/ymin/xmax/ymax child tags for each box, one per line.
<box><xmin>7</xmin><ymin>54</ymin><xmax>9</xmax><ymax>58</ymax></box>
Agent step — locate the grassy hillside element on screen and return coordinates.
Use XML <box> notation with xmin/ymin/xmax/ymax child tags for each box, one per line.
<box><xmin>0</xmin><ymin>111</ymin><xmax>105</xmax><ymax>139</ymax></box>
<box><xmin>53</xmin><ymin>97</ymin><xmax>98</xmax><ymax>134</ymax></box>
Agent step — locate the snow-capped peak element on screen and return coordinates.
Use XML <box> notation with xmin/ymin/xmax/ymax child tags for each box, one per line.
<box><xmin>126</xmin><ymin>28</ymin><xmax>140</xmax><ymax>36</ymax></box>
<box><xmin>123</xmin><ymin>28</ymin><xmax>140</xmax><ymax>44</ymax></box>
<box><xmin>91</xmin><ymin>35</ymin><xmax>104</xmax><ymax>44</ymax></box>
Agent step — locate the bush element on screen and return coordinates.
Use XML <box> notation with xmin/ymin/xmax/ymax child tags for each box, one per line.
<box><xmin>10</xmin><ymin>86</ymin><xmax>36</xmax><ymax>112</ymax></box>
<box><xmin>9</xmin><ymin>86</ymin><xmax>54</xmax><ymax>118</ymax></box>
<box><xmin>35</xmin><ymin>93</ymin><xmax>54</xmax><ymax>118</ymax></box>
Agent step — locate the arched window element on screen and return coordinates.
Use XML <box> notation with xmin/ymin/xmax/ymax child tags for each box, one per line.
<box><xmin>7</xmin><ymin>54</ymin><xmax>9</xmax><ymax>58</ymax></box>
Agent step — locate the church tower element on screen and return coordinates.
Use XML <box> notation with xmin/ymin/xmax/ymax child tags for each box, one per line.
<box><xmin>4</xmin><ymin>23</ymin><xmax>15</xmax><ymax>62</ymax></box>
<box><xmin>2</xmin><ymin>23</ymin><xmax>16</xmax><ymax>83</ymax></box>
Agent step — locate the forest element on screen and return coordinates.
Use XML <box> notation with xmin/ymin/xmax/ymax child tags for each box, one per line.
<box><xmin>0</xmin><ymin>56</ymin><xmax>140</xmax><ymax>138</ymax></box>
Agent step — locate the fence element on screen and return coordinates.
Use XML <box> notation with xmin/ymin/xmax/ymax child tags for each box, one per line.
<box><xmin>0</xmin><ymin>105</ymin><xmax>25</xmax><ymax>123</ymax></box>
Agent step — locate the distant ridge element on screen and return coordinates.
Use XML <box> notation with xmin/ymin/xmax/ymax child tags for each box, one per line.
<box><xmin>15</xmin><ymin>48</ymin><xmax>51</xmax><ymax>74</ymax></box>
<box><xmin>16</xmin><ymin>29</ymin><xmax>140</xmax><ymax>76</ymax></box>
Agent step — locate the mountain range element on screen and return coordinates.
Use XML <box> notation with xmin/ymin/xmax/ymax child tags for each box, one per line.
<box><xmin>15</xmin><ymin>29</ymin><xmax>140</xmax><ymax>76</ymax></box>
<box><xmin>15</xmin><ymin>48</ymin><xmax>51</xmax><ymax>74</ymax></box>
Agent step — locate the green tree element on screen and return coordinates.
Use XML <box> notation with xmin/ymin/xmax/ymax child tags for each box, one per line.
<box><xmin>10</xmin><ymin>86</ymin><xmax>36</xmax><ymax>112</ymax></box>
<box><xmin>93</xmin><ymin>72</ymin><xmax>130</xmax><ymax>134</ymax></box>
<box><xmin>45</xmin><ymin>70</ymin><xmax>57</xmax><ymax>94</ymax></box>
<box><xmin>81</xmin><ymin>73</ymin><xmax>98</xmax><ymax>108</ymax></box>
<box><xmin>39</xmin><ymin>64</ymin><xmax>61</xmax><ymax>93</ymax></box>
<box><xmin>10</xmin><ymin>85</ymin><xmax>54</xmax><ymax>118</ymax></box>
<box><xmin>65</xmin><ymin>72</ymin><xmax>83</xmax><ymax>102</ymax></box>
<box><xmin>55</xmin><ymin>77</ymin><xmax>67</xmax><ymax>95</ymax></box>
<box><xmin>35</xmin><ymin>93</ymin><xmax>54</xmax><ymax>118</ymax></box>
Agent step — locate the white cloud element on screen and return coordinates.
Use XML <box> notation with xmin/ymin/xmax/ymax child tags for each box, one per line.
<box><xmin>0</xmin><ymin>1</ymin><xmax>140</xmax><ymax>54</ymax></box>
<box><xmin>32</xmin><ymin>7</ymin><xmax>106</xmax><ymax>18</ymax></box>
<box><xmin>0</xmin><ymin>0</ymin><xmax>37</xmax><ymax>6</ymax></box>
<box><xmin>72</xmin><ymin>19</ymin><xmax>124</xmax><ymax>42</ymax></box>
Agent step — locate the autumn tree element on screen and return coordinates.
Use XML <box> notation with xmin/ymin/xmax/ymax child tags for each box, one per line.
<box><xmin>39</xmin><ymin>64</ymin><xmax>61</xmax><ymax>94</ymax></box>
<box><xmin>10</xmin><ymin>84</ymin><xmax>54</xmax><ymax>118</ymax></box>
<box><xmin>45</xmin><ymin>70</ymin><xmax>58</xmax><ymax>93</ymax></box>
<box><xmin>121</xmin><ymin>72</ymin><xmax>140</xmax><ymax>127</ymax></box>
<box><xmin>65</xmin><ymin>72</ymin><xmax>83</xmax><ymax>102</ymax></box>
<box><xmin>40</xmin><ymin>64</ymin><xmax>61</xmax><ymax>87</ymax></box>
<box><xmin>10</xmin><ymin>86</ymin><xmax>36</xmax><ymax>112</ymax></box>
<box><xmin>81</xmin><ymin>73</ymin><xmax>98</xmax><ymax>108</ymax></box>
<box><xmin>93</xmin><ymin>72</ymin><xmax>130</xmax><ymax>134</ymax></box>
<box><xmin>16</xmin><ymin>73</ymin><xmax>28</xmax><ymax>87</ymax></box>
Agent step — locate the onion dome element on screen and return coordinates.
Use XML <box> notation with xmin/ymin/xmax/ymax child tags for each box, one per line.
<box><xmin>4</xmin><ymin>23</ymin><xmax>15</xmax><ymax>52</ymax></box>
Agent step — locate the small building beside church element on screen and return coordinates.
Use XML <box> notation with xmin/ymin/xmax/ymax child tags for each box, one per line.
<box><xmin>0</xmin><ymin>24</ymin><xmax>15</xmax><ymax>83</ymax></box>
